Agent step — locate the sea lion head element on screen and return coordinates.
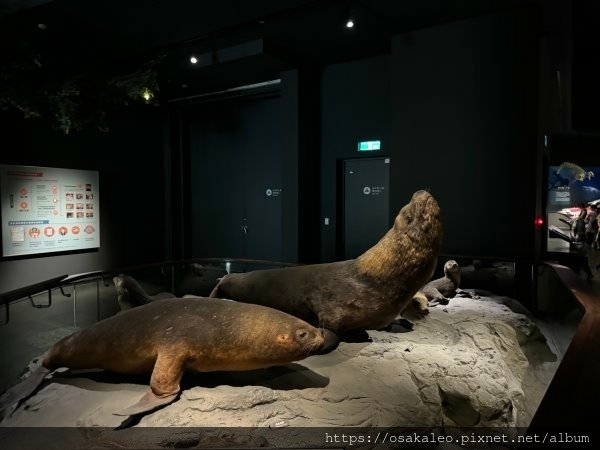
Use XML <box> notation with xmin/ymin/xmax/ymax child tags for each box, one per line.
<box><xmin>393</xmin><ymin>190</ymin><xmax>442</xmax><ymax>243</ymax></box>
<box><xmin>113</xmin><ymin>274</ymin><xmax>125</xmax><ymax>292</ymax></box>
<box><xmin>261</xmin><ymin>316</ymin><xmax>326</xmax><ymax>363</ymax></box>
<box><xmin>443</xmin><ymin>260</ymin><xmax>460</xmax><ymax>275</ymax></box>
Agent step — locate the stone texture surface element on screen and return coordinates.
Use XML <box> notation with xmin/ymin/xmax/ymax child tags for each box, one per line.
<box><xmin>1</xmin><ymin>294</ymin><xmax>558</xmax><ymax>436</ymax></box>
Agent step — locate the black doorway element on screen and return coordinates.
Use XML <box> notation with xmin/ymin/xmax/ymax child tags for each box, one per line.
<box><xmin>342</xmin><ymin>157</ymin><xmax>390</xmax><ymax>258</ymax></box>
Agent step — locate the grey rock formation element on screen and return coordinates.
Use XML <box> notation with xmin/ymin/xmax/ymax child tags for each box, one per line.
<box><xmin>0</xmin><ymin>294</ymin><xmax>558</xmax><ymax>448</ymax></box>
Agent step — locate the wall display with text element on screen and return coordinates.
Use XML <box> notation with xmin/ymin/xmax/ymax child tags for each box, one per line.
<box><xmin>0</xmin><ymin>165</ymin><xmax>100</xmax><ymax>257</ymax></box>
<box><xmin>547</xmin><ymin>162</ymin><xmax>600</xmax><ymax>253</ymax></box>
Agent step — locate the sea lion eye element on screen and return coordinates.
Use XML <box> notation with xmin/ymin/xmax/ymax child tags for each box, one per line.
<box><xmin>296</xmin><ymin>329</ymin><xmax>308</xmax><ymax>340</ymax></box>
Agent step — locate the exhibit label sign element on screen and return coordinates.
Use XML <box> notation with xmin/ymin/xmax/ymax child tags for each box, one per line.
<box><xmin>0</xmin><ymin>165</ymin><xmax>100</xmax><ymax>257</ymax></box>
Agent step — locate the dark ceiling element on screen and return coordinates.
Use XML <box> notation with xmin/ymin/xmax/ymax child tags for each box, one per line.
<box><xmin>1</xmin><ymin>0</ymin><xmax>534</xmax><ymax>99</ymax></box>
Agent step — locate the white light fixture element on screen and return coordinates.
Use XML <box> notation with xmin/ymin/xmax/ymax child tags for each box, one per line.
<box><xmin>141</xmin><ymin>88</ymin><xmax>153</xmax><ymax>103</ymax></box>
<box><xmin>346</xmin><ymin>19</ymin><xmax>354</xmax><ymax>28</ymax></box>
<box><xmin>190</xmin><ymin>56</ymin><xmax>198</xmax><ymax>64</ymax></box>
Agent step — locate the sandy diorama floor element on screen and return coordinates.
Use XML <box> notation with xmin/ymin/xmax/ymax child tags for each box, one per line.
<box><xmin>0</xmin><ymin>293</ymin><xmax>559</xmax><ymax>447</ymax></box>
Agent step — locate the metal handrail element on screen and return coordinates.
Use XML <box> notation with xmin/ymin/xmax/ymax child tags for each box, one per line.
<box><xmin>0</xmin><ymin>258</ymin><xmax>300</xmax><ymax>324</ymax></box>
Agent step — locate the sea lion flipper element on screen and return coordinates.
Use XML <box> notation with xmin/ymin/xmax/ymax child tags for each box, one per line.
<box><xmin>113</xmin><ymin>350</ymin><xmax>184</xmax><ymax>417</ymax></box>
<box><xmin>113</xmin><ymin>389</ymin><xmax>178</xmax><ymax>416</ymax></box>
<box><xmin>0</xmin><ymin>366</ymin><xmax>51</xmax><ymax>420</ymax></box>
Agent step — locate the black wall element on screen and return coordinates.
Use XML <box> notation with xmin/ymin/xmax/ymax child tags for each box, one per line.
<box><xmin>0</xmin><ymin>9</ymin><xmax>542</xmax><ymax>294</ymax></box>
<box><xmin>390</xmin><ymin>11</ymin><xmax>539</xmax><ymax>259</ymax></box>
<box><xmin>0</xmin><ymin>107</ymin><xmax>166</xmax><ymax>292</ymax></box>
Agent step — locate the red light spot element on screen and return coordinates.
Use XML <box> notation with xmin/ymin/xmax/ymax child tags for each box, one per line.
<box><xmin>535</xmin><ymin>216</ymin><xmax>544</xmax><ymax>230</ymax></box>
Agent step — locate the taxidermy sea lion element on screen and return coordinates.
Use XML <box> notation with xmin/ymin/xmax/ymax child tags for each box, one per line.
<box><xmin>0</xmin><ymin>298</ymin><xmax>326</xmax><ymax>418</ymax></box>
<box><xmin>113</xmin><ymin>274</ymin><xmax>177</xmax><ymax>311</ymax></box>
<box><xmin>419</xmin><ymin>259</ymin><xmax>478</xmax><ymax>306</ymax></box>
<box><xmin>210</xmin><ymin>190</ymin><xmax>443</xmax><ymax>334</ymax></box>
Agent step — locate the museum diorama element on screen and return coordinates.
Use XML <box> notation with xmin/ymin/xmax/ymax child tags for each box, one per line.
<box><xmin>0</xmin><ymin>0</ymin><xmax>599</xmax><ymax>448</ymax></box>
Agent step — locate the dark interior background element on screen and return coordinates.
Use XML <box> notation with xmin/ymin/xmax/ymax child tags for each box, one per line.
<box><xmin>0</xmin><ymin>0</ymin><xmax>598</xmax><ymax>305</ymax></box>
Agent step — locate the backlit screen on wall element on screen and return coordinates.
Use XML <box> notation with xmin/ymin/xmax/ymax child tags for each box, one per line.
<box><xmin>547</xmin><ymin>163</ymin><xmax>600</xmax><ymax>253</ymax></box>
<box><xmin>0</xmin><ymin>165</ymin><xmax>100</xmax><ymax>257</ymax></box>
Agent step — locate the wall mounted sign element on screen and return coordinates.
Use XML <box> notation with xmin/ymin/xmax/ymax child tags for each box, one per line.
<box><xmin>265</xmin><ymin>188</ymin><xmax>282</xmax><ymax>197</ymax></box>
<box><xmin>357</xmin><ymin>140</ymin><xmax>381</xmax><ymax>151</ymax></box>
<box><xmin>0</xmin><ymin>164</ymin><xmax>100</xmax><ymax>257</ymax></box>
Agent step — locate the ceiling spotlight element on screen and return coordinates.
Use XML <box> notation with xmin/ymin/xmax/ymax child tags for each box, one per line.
<box><xmin>190</xmin><ymin>56</ymin><xmax>198</xmax><ymax>64</ymax></box>
<box><xmin>346</xmin><ymin>19</ymin><xmax>354</xmax><ymax>28</ymax></box>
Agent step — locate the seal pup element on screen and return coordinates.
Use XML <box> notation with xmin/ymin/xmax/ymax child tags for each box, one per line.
<box><xmin>113</xmin><ymin>274</ymin><xmax>177</xmax><ymax>311</ymax></box>
<box><xmin>210</xmin><ymin>190</ymin><xmax>442</xmax><ymax>335</ymax></box>
<box><xmin>419</xmin><ymin>260</ymin><xmax>478</xmax><ymax>306</ymax></box>
<box><xmin>0</xmin><ymin>298</ymin><xmax>326</xmax><ymax>418</ymax></box>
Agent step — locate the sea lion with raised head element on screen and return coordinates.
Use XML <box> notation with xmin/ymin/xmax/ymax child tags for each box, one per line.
<box><xmin>210</xmin><ymin>190</ymin><xmax>443</xmax><ymax>335</ymax></box>
<box><xmin>0</xmin><ymin>298</ymin><xmax>327</xmax><ymax>418</ymax></box>
<box><xmin>113</xmin><ymin>274</ymin><xmax>177</xmax><ymax>311</ymax></box>
<box><xmin>420</xmin><ymin>259</ymin><xmax>478</xmax><ymax>306</ymax></box>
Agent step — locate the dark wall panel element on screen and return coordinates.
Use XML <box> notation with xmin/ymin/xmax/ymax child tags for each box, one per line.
<box><xmin>0</xmin><ymin>108</ymin><xmax>166</xmax><ymax>292</ymax></box>
<box><xmin>320</xmin><ymin>55</ymin><xmax>391</xmax><ymax>262</ymax></box>
<box><xmin>390</xmin><ymin>11</ymin><xmax>539</xmax><ymax>259</ymax></box>
<box><xmin>187</xmin><ymin>96</ymin><xmax>284</xmax><ymax>261</ymax></box>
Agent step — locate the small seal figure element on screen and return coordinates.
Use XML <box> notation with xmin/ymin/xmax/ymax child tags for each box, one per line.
<box><xmin>210</xmin><ymin>190</ymin><xmax>442</xmax><ymax>335</ymax></box>
<box><xmin>419</xmin><ymin>260</ymin><xmax>477</xmax><ymax>306</ymax></box>
<box><xmin>113</xmin><ymin>274</ymin><xmax>176</xmax><ymax>311</ymax></box>
<box><xmin>0</xmin><ymin>298</ymin><xmax>327</xmax><ymax>418</ymax></box>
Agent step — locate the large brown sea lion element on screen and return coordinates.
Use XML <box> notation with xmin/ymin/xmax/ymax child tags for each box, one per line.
<box><xmin>210</xmin><ymin>190</ymin><xmax>442</xmax><ymax>334</ymax></box>
<box><xmin>0</xmin><ymin>298</ymin><xmax>326</xmax><ymax>418</ymax></box>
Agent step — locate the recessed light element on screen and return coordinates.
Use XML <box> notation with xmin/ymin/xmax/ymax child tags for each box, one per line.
<box><xmin>190</xmin><ymin>56</ymin><xmax>198</xmax><ymax>64</ymax></box>
<box><xmin>37</xmin><ymin>23</ymin><xmax>48</xmax><ymax>30</ymax></box>
<box><xmin>346</xmin><ymin>19</ymin><xmax>354</xmax><ymax>28</ymax></box>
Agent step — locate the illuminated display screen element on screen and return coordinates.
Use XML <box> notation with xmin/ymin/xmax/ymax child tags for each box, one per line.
<box><xmin>547</xmin><ymin>163</ymin><xmax>600</xmax><ymax>253</ymax></box>
<box><xmin>0</xmin><ymin>165</ymin><xmax>100</xmax><ymax>257</ymax></box>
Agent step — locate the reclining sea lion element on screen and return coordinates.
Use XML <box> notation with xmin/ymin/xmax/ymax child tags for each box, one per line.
<box><xmin>210</xmin><ymin>190</ymin><xmax>443</xmax><ymax>335</ymax></box>
<box><xmin>0</xmin><ymin>298</ymin><xmax>328</xmax><ymax>419</ymax></box>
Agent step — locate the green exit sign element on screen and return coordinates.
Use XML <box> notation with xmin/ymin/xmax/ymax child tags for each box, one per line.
<box><xmin>358</xmin><ymin>140</ymin><xmax>381</xmax><ymax>151</ymax></box>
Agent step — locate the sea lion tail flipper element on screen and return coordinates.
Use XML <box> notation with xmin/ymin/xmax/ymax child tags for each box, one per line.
<box><xmin>113</xmin><ymin>351</ymin><xmax>183</xmax><ymax>417</ymax></box>
<box><xmin>0</xmin><ymin>366</ymin><xmax>51</xmax><ymax>420</ymax></box>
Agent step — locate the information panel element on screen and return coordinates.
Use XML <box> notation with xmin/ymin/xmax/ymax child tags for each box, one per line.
<box><xmin>0</xmin><ymin>165</ymin><xmax>100</xmax><ymax>257</ymax></box>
